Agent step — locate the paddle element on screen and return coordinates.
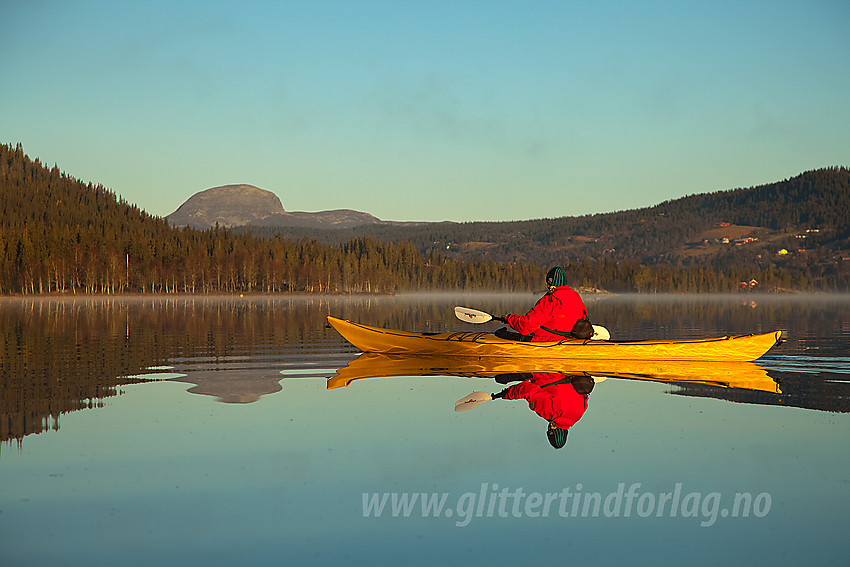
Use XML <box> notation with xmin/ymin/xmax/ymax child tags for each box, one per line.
<box><xmin>454</xmin><ymin>306</ymin><xmax>611</xmax><ymax>341</ymax></box>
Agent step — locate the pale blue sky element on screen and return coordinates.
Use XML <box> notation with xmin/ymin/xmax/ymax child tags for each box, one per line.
<box><xmin>2</xmin><ymin>0</ymin><xmax>848</xmax><ymax>222</ymax></box>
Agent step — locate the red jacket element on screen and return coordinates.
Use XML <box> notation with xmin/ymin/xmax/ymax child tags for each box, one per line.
<box><xmin>505</xmin><ymin>286</ymin><xmax>588</xmax><ymax>342</ymax></box>
<box><xmin>503</xmin><ymin>373</ymin><xmax>589</xmax><ymax>429</ymax></box>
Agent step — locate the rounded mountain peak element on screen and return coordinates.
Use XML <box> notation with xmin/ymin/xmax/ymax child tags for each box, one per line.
<box><xmin>167</xmin><ymin>184</ymin><xmax>285</xmax><ymax>228</ymax></box>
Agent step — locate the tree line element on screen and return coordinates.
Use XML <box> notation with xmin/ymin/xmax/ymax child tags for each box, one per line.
<box><xmin>0</xmin><ymin>143</ymin><xmax>543</xmax><ymax>295</ymax></box>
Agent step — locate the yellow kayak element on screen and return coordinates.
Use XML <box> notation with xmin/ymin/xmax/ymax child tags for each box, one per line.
<box><xmin>327</xmin><ymin>352</ymin><xmax>781</xmax><ymax>393</ymax></box>
<box><xmin>327</xmin><ymin>316</ymin><xmax>783</xmax><ymax>362</ymax></box>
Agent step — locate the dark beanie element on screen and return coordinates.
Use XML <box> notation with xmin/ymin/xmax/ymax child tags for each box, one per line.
<box><xmin>546</xmin><ymin>266</ymin><xmax>567</xmax><ymax>287</ymax></box>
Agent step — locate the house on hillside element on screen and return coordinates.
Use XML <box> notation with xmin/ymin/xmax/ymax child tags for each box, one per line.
<box><xmin>734</xmin><ymin>237</ymin><xmax>759</xmax><ymax>245</ymax></box>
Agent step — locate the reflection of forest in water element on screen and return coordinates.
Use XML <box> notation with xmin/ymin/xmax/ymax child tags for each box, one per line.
<box><xmin>1</xmin><ymin>296</ymin><xmax>353</xmax><ymax>443</ymax></box>
<box><xmin>2</xmin><ymin>294</ymin><xmax>849</xmax><ymax>444</ymax></box>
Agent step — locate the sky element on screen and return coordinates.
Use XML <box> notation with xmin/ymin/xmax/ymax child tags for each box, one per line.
<box><xmin>2</xmin><ymin>0</ymin><xmax>848</xmax><ymax>222</ymax></box>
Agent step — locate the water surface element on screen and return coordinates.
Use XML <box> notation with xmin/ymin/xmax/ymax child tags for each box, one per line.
<box><xmin>1</xmin><ymin>293</ymin><xmax>848</xmax><ymax>565</ymax></box>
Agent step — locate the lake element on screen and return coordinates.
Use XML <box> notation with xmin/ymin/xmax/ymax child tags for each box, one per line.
<box><xmin>1</xmin><ymin>293</ymin><xmax>849</xmax><ymax>566</ymax></box>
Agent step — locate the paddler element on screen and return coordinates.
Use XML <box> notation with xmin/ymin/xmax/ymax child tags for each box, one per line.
<box><xmin>494</xmin><ymin>266</ymin><xmax>592</xmax><ymax>341</ymax></box>
<box><xmin>490</xmin><ymin>373</ymin><xmax>594</xmax><ymax>449</ymax></box>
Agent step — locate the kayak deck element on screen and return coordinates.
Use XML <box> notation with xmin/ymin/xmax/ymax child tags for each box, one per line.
<box><xmin>327</xmin><ymin>316</ymin><xmax>783</xmax><ymax>362</ymax></box>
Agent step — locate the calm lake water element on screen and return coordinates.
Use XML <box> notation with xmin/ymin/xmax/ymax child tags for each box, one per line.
<box><xmin>1</xmin><ymin>293</ymin><xmax>849</xmax><ymax>566</ymax></box>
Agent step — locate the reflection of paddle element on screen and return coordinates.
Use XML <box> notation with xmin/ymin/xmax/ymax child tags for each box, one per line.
<box><xmin>455</xmin><ymin>376</ymin><xmax>608</xmax><ymax>412</ymax></box>
<box><xmin>454</xmin><ymin>391</ymin><xmax>492</xmax><ymax>412</ymax></box>
<box><xmin>454</xmin><ymin>306</ymin><xmax>611</xmax><ymax>341</ymax></box>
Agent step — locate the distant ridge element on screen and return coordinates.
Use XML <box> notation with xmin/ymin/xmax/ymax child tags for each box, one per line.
<box><xmin>249</xmin><ymin>167</ymin><xmax>850</xmax><ymax>276</ymax></box>
<box><xmin>166</xmin><ymin>184</ymin><xmax>382</xmax><ymax>229</ymax></box>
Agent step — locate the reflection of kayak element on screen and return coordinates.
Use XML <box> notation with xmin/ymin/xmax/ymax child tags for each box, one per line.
<box><xmin>327</xmin><ymin>317</ymin><xmax>782</xmax><ymax>362</ymax></box>
<box><xmin>327</xmin><ymin>352</ymin><xmax>781</xmax><ymax>393</ymax></box>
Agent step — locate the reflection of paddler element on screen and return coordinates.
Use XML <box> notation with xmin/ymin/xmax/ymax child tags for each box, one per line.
<box><xmin>490</xmin><ymin>373</ymin><xmax>595</xmax><ymax>449</ymax></box>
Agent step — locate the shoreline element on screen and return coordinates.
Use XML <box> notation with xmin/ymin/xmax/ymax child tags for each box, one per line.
<box><xmin>2</xmin><ymin>290</ymin><xmax>848</xmax><ymax>304</ymax></box>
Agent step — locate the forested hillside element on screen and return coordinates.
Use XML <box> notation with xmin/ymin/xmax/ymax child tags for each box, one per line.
<box><xmin>258</xmin><ymin>167</ymin><xmax>850</xmax><ymax>291</ymax></box>
<box><xmin>0</xmin><ymin>143</ymin><xmax>541</xmax><ymax>294</ymax></box>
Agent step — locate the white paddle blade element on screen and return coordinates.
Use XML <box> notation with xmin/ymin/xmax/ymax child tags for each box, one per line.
<box><xmin>454</xmin><ymin>306</ymin><xmax>493</xmax><ymax>324</ymax></box>
<box><xmin>454</xmin><ymin>391</ymin><xmax>492</xmax><ymax>412</ymax></box>
<box><xmin>592</xmin><ymin>325</ymin><xmax>611</xmax><ymax>341</ymax></box>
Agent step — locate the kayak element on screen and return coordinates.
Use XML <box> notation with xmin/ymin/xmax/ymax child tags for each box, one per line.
<box><xmin>327</xmin><ymin>352</ymin><xmax>781</xmax><ymax>393</ymax></box>
<box><xmin>326</xmin><ymin>316</ymin><xmax>783</xmax><ymax>362</ymax></box>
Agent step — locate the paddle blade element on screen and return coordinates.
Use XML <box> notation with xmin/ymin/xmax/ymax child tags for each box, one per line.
<box><xmin>454</xmin><ymin>306</ymin><xmax>493</xmax><ymax>324</ymax></box>
<box><xmin>454</xmin><ymin>391</ymin><xmax>492</xmax><ymax>412</ymax></box>
<box><xmin>592</xmin><ymin>325</ymin><xmax>611</xmax><ymax>341</ymax></box>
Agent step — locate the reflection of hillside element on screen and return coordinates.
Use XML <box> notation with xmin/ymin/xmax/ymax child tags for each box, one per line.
<box><xmin>1</xmin><ymin>300</ymin><xmax>164</xmax><ymax>444</ymax></box>
<box><xmin>0</xmin><ymin>296</ymin><xmax>362</xmax><ymax>444</ymax></box>
<box><xmin>672</xmin><ymin>370</ymin><xmax>850</xmax><ymax>413</ymax></box>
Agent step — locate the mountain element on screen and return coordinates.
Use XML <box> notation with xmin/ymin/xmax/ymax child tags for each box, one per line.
<box><xmin>166</xmin><ymin>184</ymin><xmax>284</xmax><ymax>228</ymax></box>
<box><xmin>166</xmin><ymin>184</ymin><xmax>382</xmax><ymax>229</ymax></box>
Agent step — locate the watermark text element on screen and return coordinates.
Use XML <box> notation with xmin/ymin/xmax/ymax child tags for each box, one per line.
<box><xmin>362</xmin><ymin>482</ymin><xmax>772</xmax><ymax>528</ymax></box>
